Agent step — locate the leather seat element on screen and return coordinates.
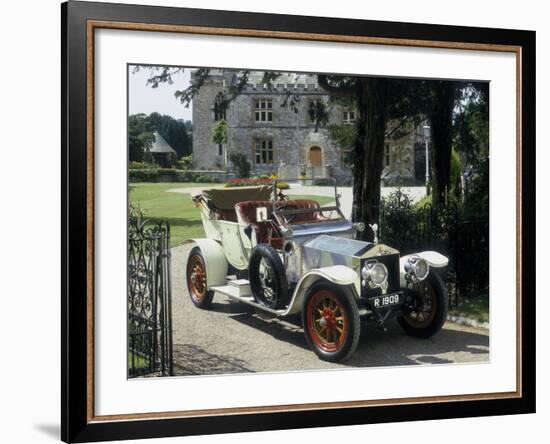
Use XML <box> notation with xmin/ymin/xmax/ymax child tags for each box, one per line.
<box><xmin>235</xmin><ymin>200</ymin><xmax>276</xmax><ymax>245</ymax></box>
<box><xmin>284</xmin><ymin>199</ymin><xmax>325</xmax><ymax>223</ymax></box>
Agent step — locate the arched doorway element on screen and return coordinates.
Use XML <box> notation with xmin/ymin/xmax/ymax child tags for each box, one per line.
<box><xmin>309</xmin><ymin>146</ymin><xmax>322</xmax><ymax>167</ymax></box>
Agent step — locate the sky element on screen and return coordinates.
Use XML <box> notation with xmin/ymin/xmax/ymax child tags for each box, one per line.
<box><xmin>128</xmin><ymin>67</ymin><xmax>193</xmax><ymax>121</ymax></box>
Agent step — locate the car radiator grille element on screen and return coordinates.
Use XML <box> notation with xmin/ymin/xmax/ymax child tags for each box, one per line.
<box><xmin>360</xmin><ymin>253</ymin><xmax>401</xmax><ymax>299</ymax></box>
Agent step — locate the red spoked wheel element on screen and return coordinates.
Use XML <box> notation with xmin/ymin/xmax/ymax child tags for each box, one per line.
<box><xmin>302</xmin><ymin>281</ymin><xmax>360</xmax><ymax>362</ymax></box>
<box><xmin>186</xmin><ymin>247</ymin><xmax>214</xmax><ymax>309</ymax></box>
<box><xmin>307</xmin><ymin>290</ymin><xmax>347</xmax><ymax>352</ymax></box>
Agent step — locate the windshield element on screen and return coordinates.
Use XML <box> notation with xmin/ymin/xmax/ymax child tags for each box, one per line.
<box><xmin>271</xmin><ymin>178</ymin><xmax>345</xmax><ymax>225</ymax></box>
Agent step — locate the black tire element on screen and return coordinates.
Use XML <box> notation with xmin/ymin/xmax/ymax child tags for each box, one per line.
<box><xmin>398</xmin><ymin>271</ymin><xmax>448</xmax><ymax>338</ymax></box>
<box><xmin>186</xmin><ymin>247</ymin><xmax>214</xmax><ymax>309</ymax></box>
<box><xmin>302</xmin><ymin>281</ymin><xmax>360</xmax><ymax>363</ymax></box>
<box><xmin>249</xmin><ymin>244</ymin><xmax>289</xmax><ymax>309</ymax></box>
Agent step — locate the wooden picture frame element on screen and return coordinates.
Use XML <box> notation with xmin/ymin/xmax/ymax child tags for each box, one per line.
<box><xmin>62</xmin><ymin>1</ymin><xmax>536</xmax><ymax>442</ymax></box>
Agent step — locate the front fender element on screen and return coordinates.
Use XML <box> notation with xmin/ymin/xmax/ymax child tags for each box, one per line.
<box><xmin>285</xmin><ymin>265</ymin><xmax>359</xmax><ymax>315</ymax></box>
<box><xmin>183</xmin><ymin>239</ymin><xmax>228</xmax><ymax>287</ymax></box>
<box><xmin>399</xmin><ymin>251</ymin><xmax>448</xmax><ymax>287</ymax></box>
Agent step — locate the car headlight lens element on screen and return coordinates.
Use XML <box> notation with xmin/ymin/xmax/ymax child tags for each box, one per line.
<box><xmin>361</xmin><ymin>262</ymin><xmax>388</xmax><ymax>288</ymax></box>
<box><xmin>405</xmin><ymin>256</ymin><xmax>429</xmax><ymax>281</ymax></box>
<box><xmin>414</xmin><ymin>258</ymin><xmax>429</xmax><ymax>281</ymax></box>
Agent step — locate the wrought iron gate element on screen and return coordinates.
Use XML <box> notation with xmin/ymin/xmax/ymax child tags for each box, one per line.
<box><xmin>128</xmin><ymin>215</ymin><xmax>173</xmax><ymax>377</ymax></box>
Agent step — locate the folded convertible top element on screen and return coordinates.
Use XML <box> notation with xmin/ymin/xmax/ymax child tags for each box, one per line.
<box><xmin>198</xmin><ymin>185</ymin><xmax>272</xmax><ymax>210</ymax></box>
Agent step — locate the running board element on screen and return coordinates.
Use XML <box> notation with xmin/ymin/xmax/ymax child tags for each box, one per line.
<box><xmin>212</xmin><ymin>278</ymin><xmax>368</xmax><ymax>318</ymax></box>
<box><xmin>210</xmin><ymin>284</ymin><xmax>287</xmax><ymax>316</ymax></box>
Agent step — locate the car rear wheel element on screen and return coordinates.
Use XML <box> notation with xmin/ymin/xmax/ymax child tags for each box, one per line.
<box><xmin>186</xmin><ymin>247</ymin><xmax>214</xmax><ymax>309</ymax></box>
<box><xmin>249</xmin><ymin>244</ymin><xmax>289</xmax><ymax>309</ymax></box>
<box><xmin>398</xmin><ymin>271</ymin><xmax>447</xmax><ymax>338</ymax></box>
<box><xmin>302</xmin><ymin>281</ymin><xmax>360</xmax><ymax>362</ymax></box>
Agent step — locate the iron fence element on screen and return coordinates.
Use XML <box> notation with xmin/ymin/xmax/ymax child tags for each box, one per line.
<box><xmin>379</xmin><ymin>192</ymin><xmax>489</xmax><ymax>306</ymax></box>
<box><xmin>128</xmin><ymin>216</ymin><xmax>173</xmax><ymax>377</ymax></box>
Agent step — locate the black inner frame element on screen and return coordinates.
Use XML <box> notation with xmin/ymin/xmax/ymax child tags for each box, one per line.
<box><xmin>62</xmin><ymin>1</ymin><xmax>536</xmax><ymax>442</ymax></box>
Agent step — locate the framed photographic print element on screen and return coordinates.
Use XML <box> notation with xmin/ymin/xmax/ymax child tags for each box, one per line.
<box><xmin>61</xmin><ymin>0</ymin><xmax>536</xmax><ymax>442</ymax></box>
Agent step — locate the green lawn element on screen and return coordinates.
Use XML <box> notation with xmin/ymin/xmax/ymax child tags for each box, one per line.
<box><xmin>129</xmin><ymin>182</ymin><xmax>335</xmax><ymax>247</ymax></box>
<box><xmin>129</xmin><ymin>182</ymin><xmax>210</xmax><ymax>246</ymax></box>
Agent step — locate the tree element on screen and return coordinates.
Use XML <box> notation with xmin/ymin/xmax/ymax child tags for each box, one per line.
<box><xmin>453</xmin><ymin>83</ymin><xmax>489</xmax><ymax>216</ymax></box>
<box><xmin>418</xmin><ymin>80</ymin><xmax>490</xmax><ymax>207</ymax></box>
<box><xmin>348</xmin><ymin>77</ymin><xmax>388</xmax><ymax>239</ymax></box>
<box><xmin>211</xmin><ymin>119</ymin><xmax>228</xmax><ymax>169</ymax></box>
<box><xmin>425</xmin><ymin>81</ymin><xmax>460</xmax><ymax>206</ymax></box>
<box><xmin>128</xmin><ymin>113</ymin><xmax>154</xmax><ymax>161</ymax></box>
<box><xmin>453</xmin><ymin>83</ymin><xmax>489</xmax><ymax>164</ymax></box>
<box><xmin>210</xmin><ymin>119</ymin><xmax>228</xmax><ymax>146</ymax></box>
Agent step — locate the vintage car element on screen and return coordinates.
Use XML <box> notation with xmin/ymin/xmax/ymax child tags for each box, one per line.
<box><xmin>186</xmin><ymin>180</ymin><xmax>448</xmax><ymax>362</ymax></box>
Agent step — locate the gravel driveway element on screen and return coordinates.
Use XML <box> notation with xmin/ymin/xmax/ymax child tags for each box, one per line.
<box><xmin>170</xmin><ymin>245</ymin><xmax>489</xmax><ymax>376</ymax></box>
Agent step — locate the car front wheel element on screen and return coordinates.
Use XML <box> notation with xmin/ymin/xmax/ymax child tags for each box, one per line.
<box><xmin>398</xmin><ymin>271</ymin><xmax>448</xmax><ymax>338</ymax></box>
<box><xmin>302</xmin><ymin>281</ymin><xmax>360</xmax><ymax>363</ymax></box>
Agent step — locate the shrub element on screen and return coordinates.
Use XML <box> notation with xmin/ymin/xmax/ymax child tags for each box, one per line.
<box><xmin>277</xmin><ymin>182</ymin><xmax>290</xmax><ymax>190</ymax></box>
<box><xmin>129</xmin><ymin>169</ymin><xmax>159</xmax><ymax>182</ymax></box>
<box><xmin>228</xmin><ymin>152</ymin><xmax>251</xmax><ymax>178</ymax></box>
<box><xmin>129</xmin><ymin>169</ymin><xmax>219</xmax><ymax>183</ymax></box>
<box><xmin>176</xmin><ymin>171</ymin><xmax>219</xmax><ymax>183</ymax></box>
<box><xmin>178</xmin><ymin>154</ymin><xmax>193</xmax><ymax>169</ymax></box>
<box><xmin>129</xmin><ymin>161</ymin><xmax>149</xmax><ymax>170</ymax></box>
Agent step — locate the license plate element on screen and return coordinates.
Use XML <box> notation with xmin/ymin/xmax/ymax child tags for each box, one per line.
<box><xmin>370</xmin><ymin>293</ymin><xmax>403</xmax><ymax>309</ymax></box>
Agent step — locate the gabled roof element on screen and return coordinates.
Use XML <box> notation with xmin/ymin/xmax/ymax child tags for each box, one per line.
<box><xmin>150</xmin><ymin>132</ymin><xmax>177</xmax><ymax>154</ymax></box>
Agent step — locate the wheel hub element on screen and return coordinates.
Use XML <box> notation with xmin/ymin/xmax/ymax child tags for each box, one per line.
<box><xmin>322</xmin><ymin>309</ymin><xmax>337</xmax><ymax>331</ymax></box>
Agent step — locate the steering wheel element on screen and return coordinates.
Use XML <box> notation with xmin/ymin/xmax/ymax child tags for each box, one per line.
<box><xmin>276</xmin><ymin>203</ymin><xmax>299</xmax><ymax>224</ymax></box>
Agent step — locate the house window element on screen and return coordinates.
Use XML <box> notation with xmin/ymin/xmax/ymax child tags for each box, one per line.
<box><xmin>341</xmin><ymin>149</ymin><xmax>352</xmax><ymax>167</ymax></box>
<box><xmin>254</xmin><ymin>139</ymin><xmax>273</xmax><ymax>164</ymax></box>
<box><xmin>218</xmin><ymin>144</ymin><xmax>223</xmax><ymax>156</ymax></box>
<box><xmin>343</xmin><ymin>110</ymin><xmax>355</xmax><ymax>124</ymax></box>
<box><xmin>254</xmin><ymin>99</ymin><xmax>273</xmax><ymax>122</ymax></box>
<box><xmin>214</xmin><ymin>92</ymin><xmax>226</xmax><ymax>121</ymax></box>
<box><xmin>385</xmin><ymin>144</ymin><xmax>391</xmax><ymax>167</ymax></box>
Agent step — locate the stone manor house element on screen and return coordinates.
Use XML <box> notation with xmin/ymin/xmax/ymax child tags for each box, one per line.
<box><xmin>192</xmin><ymin>70</ymin><xmax>430</xmax><ymax>185</ymax></box>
